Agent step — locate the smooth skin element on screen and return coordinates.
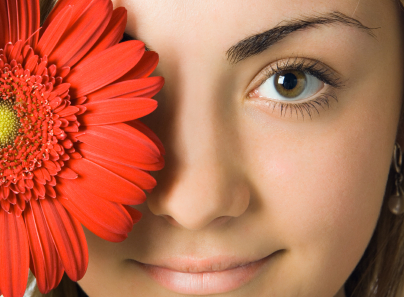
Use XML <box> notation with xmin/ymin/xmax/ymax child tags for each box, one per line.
<box><xmin>78</xmin><ymin>0</ymin><xmax>404</xmax><ymax>296</ymax></box>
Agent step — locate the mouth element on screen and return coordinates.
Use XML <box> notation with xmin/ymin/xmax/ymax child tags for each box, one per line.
<box><xmin>130</xmin><ymin>252</ymin><xmax>279</xmax><ymax>295</ymax></box>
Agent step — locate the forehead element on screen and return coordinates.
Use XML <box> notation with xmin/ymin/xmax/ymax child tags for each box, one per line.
<box><xmin>114</xmin><ymin>0</ymin><xmax>387</xmax><ymax>53</ymax></box>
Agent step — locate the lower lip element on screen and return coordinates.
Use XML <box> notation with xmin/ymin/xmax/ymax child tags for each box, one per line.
<box><xmin>135</xmin><ymin>255</ymin><xmax>273</xmax><ymax>295</ymax></box>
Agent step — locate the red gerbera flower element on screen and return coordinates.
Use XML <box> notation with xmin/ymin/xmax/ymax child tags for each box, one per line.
<box><xmin>0</xmin><ymin>0</ymin><xmax>165</xmax><ymax>296</ymax></box>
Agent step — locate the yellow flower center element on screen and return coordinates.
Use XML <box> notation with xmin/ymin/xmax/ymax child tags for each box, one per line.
<box><xmin>0</xmin><ymin>99</ymin><xmax>19</xmax><ymax>147</ymax></box>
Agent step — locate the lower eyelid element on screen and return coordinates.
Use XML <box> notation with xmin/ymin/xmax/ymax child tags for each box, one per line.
<box><xmin>247</xmin><ymin>91</ymin><xmax>338</xmax><ymax>121</ymax></box>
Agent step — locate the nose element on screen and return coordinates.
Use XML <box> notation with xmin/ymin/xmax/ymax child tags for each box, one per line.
<box><xmin>146</xmin><ymin>68</ymin><xmax>250</xmax><ymax>231</ymax></box>
<box><xmin>148</xmin><ymin>158</ymin><xmax>251</xmax><ymax>230</ymax></box>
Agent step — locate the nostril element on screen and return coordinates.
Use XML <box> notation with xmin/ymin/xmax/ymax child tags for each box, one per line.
<box><xmin>211</xmin><ymin>216</ymin><xmax>232</xmax><ymax>226</ymax></box>
<box><xmin>161</xmin><ymin>214</ymin><xmax>182</xmax><ymax>227</ymax></box>
<box><xmin>161</xmin><ymin>214</ymin><xmax>232</xmax><ymax>229</ymax></box>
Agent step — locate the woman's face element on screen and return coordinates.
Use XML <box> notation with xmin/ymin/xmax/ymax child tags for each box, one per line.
<box><xmin>78</xmin><ymin>0</ymin><xmax>404</xmax><ymax>296</ymax></box>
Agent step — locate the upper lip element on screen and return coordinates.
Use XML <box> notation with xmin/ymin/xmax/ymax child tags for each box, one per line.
<box><xmin>135</xmin><ymin>254</ymin><xmax>273</xmax><ymax>273</ymax></box>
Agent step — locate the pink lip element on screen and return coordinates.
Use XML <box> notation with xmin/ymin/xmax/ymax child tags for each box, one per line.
<box><xmin>133</xmin><ymin>254</ymin><xmax>274</xmax><ymax>295</ymax></box>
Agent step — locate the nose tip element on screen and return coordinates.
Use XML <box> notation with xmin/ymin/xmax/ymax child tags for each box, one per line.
<box><xmin>147</xmin><ymin>179</ymin><xmax>250</xmax><ymax>231</ymax></box>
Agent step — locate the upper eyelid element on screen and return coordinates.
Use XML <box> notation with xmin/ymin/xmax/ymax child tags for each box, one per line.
<box><xmin>269</xmin><ymin>58</ymin><xmax>342</xmax><ymax>85</ymax></box>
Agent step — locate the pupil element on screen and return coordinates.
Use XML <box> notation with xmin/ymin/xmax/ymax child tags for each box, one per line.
<box><xmin>280</xmin><ymin>73</ymin><xmax>298</xmax><ymax>90</ymax></box>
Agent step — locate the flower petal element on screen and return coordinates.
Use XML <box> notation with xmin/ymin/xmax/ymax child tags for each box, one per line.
<box><xmin>6</xmin><ymin>0</ymin><xmax>18</xmax><ymax>43</ymax></box>
<box><xmin>79</xmin><ymin>7</ymin><xmax>127</xmax><ymax>61</ymax></box>
<box><xmin>24</xmin><ymin>54</ymin><xmax>38</xmax><ymax>72</ymax></box>
<box><xmin>77</xmin><ymin>142</ymin><xmax>164</xmax><ymax>171</ymax></box>
<box><xmin>115</xmin><ymin>51</ymin><xmax>159</xmax><ymax>82</ymax></box>
<box><xmin>40</xmin><ymin>0</ymin><xmax>91</xmax><ymax>35</ymax></box>
<box><xmin>80</xmin><ymin>97</ymin><xmax>157</xmax><ymax>126</ymax></box>
<box><xmin>48</xmin><ymin>0</ymin><xmax>112</xmax><ymax>68</ymax></box>
<box><xmin>26</xmin><ymin>0</ymin><xmax>40</xmax><ymax>47</ymax></box>
<box><xmin>0</xmin><ymin>210</ymin><xmax>29</xmax><ymax>297</ymax></box>
<box><xmin>35</xmin><ymin>6</ymin><xmax>73</xmax><ymax>58</ymax></box>
<box><xmin>39</xmin><ymin>198</ymin><xmax>88</xmax><ymax>282</ymax></box>
<box><xmin>86</xmin><ymin>77</ymin><xmax>164</xmax><ymax>102</ymax></box>
<box><xmin>59</xmin><ymin>196</ymin><xmax>129</xmax><ymax>242</ymax></box>
<box><xmin>57</xmin><ymin>167</ymin><xmax>78</xmax><ymax>179</ymax></box>
<box><xmin>127</xmin><ymin>120</ymin><xmax>166</xmax><ymax>155</ymax></box>
<box><xmin>123</xmin><ymin>205</ymin><xmax>142</xmax><ymax>224</ymax></box>
<box><xmin>0</xmin><ymin>0</ymin><xmax>39</xmax><ymax>46</ymax></box>
<box><xmin>24</xmin><ymin>200</ymin><xmax>62</xmax><ymax>293</ymax></box>
<box><xmin>66</xmin><ymin>40</ymin><xmax>145</xmax><ymax>97</ymax></box>
<box><xmin>78</xmin><ymin>123</ymin><xmax>160</xmax><ymax>164</ymax></box>
<box><xmin>16</xmin><ymin>0</ymin><xmax>28</xmax><ymax>42</ymax></box>
<box><xmin>0</xmin><ymin>1</ymin><xmax>10</xmax><ymax>47</ymax></box>
<box><xmin>66</xmin><ymin>158</ymin><xmax>146</xmax><ymax>205</ymax></box>
<box><xmin>80</xmin><ymin>148</ymin><xmax>157</xmax><ymax>190</ymax></box>
<box><xmin>8</xmin><ymin>40</ymin><xmax>23</xmax><ymax>61</ymax></box>
<box><xmin>56</xmin><ymin>179</ymin><xmax>134</xmax><ymax>242</ymax></box>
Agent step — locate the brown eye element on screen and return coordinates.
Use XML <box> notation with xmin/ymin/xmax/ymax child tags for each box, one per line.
<box><xmin>274</xmin><ymin>70</ymin><xmax>306</xmax><ymax>98</ymax></box>
<box><xmin>256</xmin><ymin>69</ymin><xmax>324</xmax><ymax>101</ymax></box>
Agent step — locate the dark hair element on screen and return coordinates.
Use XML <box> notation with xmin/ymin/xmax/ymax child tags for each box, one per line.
<box><xmin>345</xmin><ymin>168</ymin><xmax>404</xmax><ymax>297</ymax></box>
<box><xmin>39</xmin><ymin>0</ymin><xmax>57</xmax><ymax>25</ymax></box>
<box><xmin>29</xmin><ymin>0</ymin><xmax>404</xmax><ymax>296</ymax></box>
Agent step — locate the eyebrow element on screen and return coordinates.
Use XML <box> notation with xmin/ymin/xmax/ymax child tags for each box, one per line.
<box><xmin>226</xmin><ymin>12</ymin><xmax>378</xmax><ymax>64</ymax></box>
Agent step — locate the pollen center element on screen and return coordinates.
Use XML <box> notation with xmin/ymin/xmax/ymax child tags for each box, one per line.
<box><xmin>0</xmin><ymin>99</ymin><xmax>19</xmax><ymax>147</ymax></box>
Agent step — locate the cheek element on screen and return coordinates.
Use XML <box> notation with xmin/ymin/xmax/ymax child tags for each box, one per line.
<box><xmin>238</xmin><ymin>89</ymin><xmax>398</xmax><ymax>293</ymax></box>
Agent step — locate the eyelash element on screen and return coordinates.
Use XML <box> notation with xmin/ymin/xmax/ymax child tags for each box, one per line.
<box><xmin>249</xmin><ymin>58</ymin><xmax>344</xmax><ymax>120</ymax></box>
